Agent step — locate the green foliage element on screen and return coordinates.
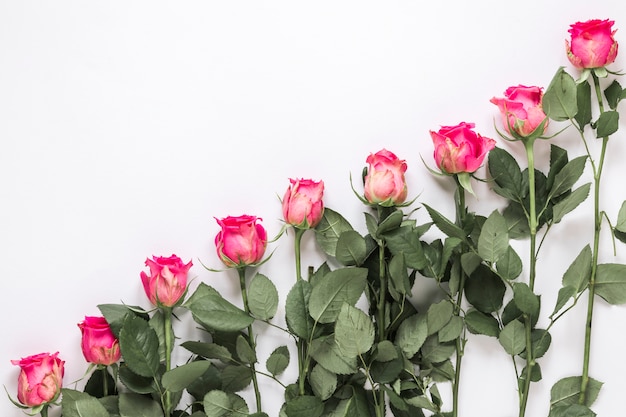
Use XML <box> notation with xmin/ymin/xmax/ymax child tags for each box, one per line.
<box><xmin>550</xmin><ymin>376</ymin><xmax>603</xmax><ymax>408</ymax></box>
<box><xmin>162</xmin><ymin>361</ymin><xmax>212</xmax><ymax>392</ymax></box>
<box><xmin>266</xmin><ymin>346</ymin><xmax>290</xmax><ymax>376</ymax></box>
<box><xmin>334</xmin><ymin>304</ymin><xmax>375</xmax><ymax>357</ymax></box>
<box><xmin>248</xmin><ymin>273</ymin><xmax>279</xmax><ymax>320</ymax></box>
<box><xmin>543</xmin><ymin>67</ymin><xmax>578</xmax><ymax>121</ymax></box>
<box><xmin>595</xmin><ymin>263</ymin><xmax>626</xmax><ymax>304</ymax></box>
<box><xmin>184</xmin><ymin>283</ymin><xmax>254</xmax><ymax>332</ymax></box>
<box><xmin>61</xmin><ymin>389</ymin><xmax>111</xmax><ymax>417</ymax></box>
<box><xmin>315</xmin><ymin>208</ymin><xmax>355</xmax><ymax>257</ymax></box>
<box><xmin>308</xmin><ymin>267</ymin><xmax>368</xmax><ymax>324</ymax></box>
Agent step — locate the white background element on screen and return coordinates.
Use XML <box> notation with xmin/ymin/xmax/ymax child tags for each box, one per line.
<box><xmin>2</xmin><ymin>1</ymin><xmax>626</xmax><ymax>416</ymax></box>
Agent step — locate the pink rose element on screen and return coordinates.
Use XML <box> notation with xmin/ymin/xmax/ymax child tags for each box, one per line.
<box><xmin>566</xmin><ymin>19</ymin><xmax>618</xmax><ymax>69</ymax></box>
<box><xmin>430</xmin><ymin>122</ymin><xmax>496</xmax><ymax>174</ymax></box>
<box><xmin>363</xmin><ymin>149</ymin><xmax>408</xmax><ymax>206</ymax></box>
<box><xmin>215</xmin><ymin>215</ymin><xmax>267</xmax><ymax>267</ymax></box>
<box><xmin>11</xmin><ymin>352</ymin><xmax>64</xmax><ymax>407</ymax></box>
<box><xmin>140</xmin><ymin>255</ymin><xmax>192</xmax><ymax>307</ymax></box>
<box><xmin>282</xmin><ymin>178</ymin><xmax>325</xmax><ymax>229</ymax></box>
<box><xmin>78</xmin><ymin>316</ymin><xmax>121</xmax><ymax>366</ymax></box>
<box><xmin>490</xmin><ymin>85</ymin><xmax>548</xmax><ymax>138</ymax></box>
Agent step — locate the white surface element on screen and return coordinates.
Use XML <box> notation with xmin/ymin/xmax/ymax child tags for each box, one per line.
<box><xmin>2</xmin><ymin>2</ymin><xmax>626</xmax><ymax>416</ymax></box>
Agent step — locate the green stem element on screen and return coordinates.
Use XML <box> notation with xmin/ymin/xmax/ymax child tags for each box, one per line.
<box><xmin>102</xmin><ymin>366</ymin><xmax>109</xmax><ymax>397</ymax></box>
<box><xmin>452</xmin><ymin>177</ymin><xmax>468</xmax><ymax>417</ymax></box>
<box><xmin>293</xmin><ymin>227</ymin><xmax>308</xmax><ymax>395</ymax></box>
<box><xmin>580</xmin><ymin>73</ymin><xmax>609</xmax><ymax>405</ymax></box>
<box><xmin>519</xmin><ymin>138</ymin><xmax>538</xmax><ymax>417</ymax></box>
<box><xmin>375</xmin><ymin>207</ymin><xmax>387</xmax><ymax>417</ymax></box>
<box><xmin>163</xmin><ymin>307</ymin><xmax>173</xmax><ymax>416</ymax></box>
<box><xmin>238</xmin><ymin>267</ymin><xmax>263</xmax><ymax>413</ymax></box>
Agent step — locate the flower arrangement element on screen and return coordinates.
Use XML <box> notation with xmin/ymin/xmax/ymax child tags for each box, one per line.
<box><xmin>6</xmin><ymin>17</ymin><xmax>626</xmax><ymax>417</ymax></box>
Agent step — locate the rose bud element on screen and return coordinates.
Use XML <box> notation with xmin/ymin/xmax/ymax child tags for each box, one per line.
<box><xmin>363</xmin><ymin>149</ymin><xmax>408</xmax><ymax>206</ymax></box>
<box><xmin>567</xmin><ymin>19</ymin><xmax>618</xmax><ymax>69</ymax></box>
<box><xmin>490</xmin><ymin>85</ymin><xmax>548</xmax><ymax>138</ymax></box>
<box><xmin>282</xmin><ymin>178</ymin><xmax>325</xmax><ymax>229</ymax></box>
<box><xmin>430</xmin><ymin>122</ymin><xmax>496</xmax><ymax>174</ymax></box>
<box><xmin>140</xmin><ymin>255</ymin><xmax>192</xmax><ymax>307</ymax></box>
<box><xmin>11</xmin><ymin>352</ymin><xmax>64</xmax><ymax>408</ymax></box>
<box><xmin>77</xmin><ymin>316</ymin><xmax>121</xmax><ymax>366</ymax></box>
<box><xmin>215</xmin><ymin>215</ymin><xmax>267</xmax><ymax>267</ymax></box>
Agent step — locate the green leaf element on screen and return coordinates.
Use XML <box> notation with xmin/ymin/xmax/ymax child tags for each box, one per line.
<box><xmin>308</xmin><ymin>267</ymin><xmax>368</xmax><ymax>324</ymax></box>
<box><xmin>335</xmin><ymin>230</ymin><xmax>368</xmax><ymax>266</ymax></box>
<box><xmin>478</xmin><ymin>210</ymin><xmax>509</xmax><ymax>263</ymax></box>
<box><xmin>395</xmin><ymin>313</ymin><xmax>428</xmax><ymax>358</ymax></box>
<box><xmin>149</xmin><ymin>311</ymin><xmax>167</xmax><ymax>363</ymax></box>
<box><xmin>438</xmin><ymin>316</ymin><xmax>464</xmax><ymax>343</ymax></box>
<box><xmin>315</xmin><ymin>208</ymin><xmax>355</xmax><ymax>257</ymax></box>
<box><xmin>498</xmin><ymin>320</ymin><xmax>526</xmax><ymax>356</ymax></box>
<box><xmin>488</xmin><ymin>147</ymin><xmax>524</xmax><ymax>200</ymax></box>
<box><xmin>377</xmin><ymin>209</ymin><xmax>404</xmax><ymax>235</ymax></box>
<box><xmin>550</xmin><ymin>404</ymin><xmax>596</xmax><ymax>417</ymax></box>
<box><xmin>309</xmin><ymin>364</ymin><xmax>337</xmax><ymax>401</ymax></box>
<box><xmin>543</xmin><ymin>67</ymin><xmax>578</xmax><ymax>121</ymax></box>
<box><xmin>309</xmin><ymin>335</ymin><xmax>358</xmax><ymax>375</ymax></box>
<box><xmin>373</xmin><ymin>340</ymin><xmax>398</xmax><ymax>362</ymax></box>
<box><xmin>427</xmin><ymin>300</ymin><xmax>453</xmax><ymax>336</ymax></box>
<box><xmin>421</xmin><ymin>335</ymin><xmax>456</xmax><ymax>364</ymax></box>
<box><xmin>285</xmin><ymin>279</ymin><xmax>314</xmax><ymax>339</ymax></box>
<box><xmin>596</xmin><ymin>110</ymin><xmax>619</xmax><ymax>137</ymax></box>
<box><xmin>465</xmin><ymin>265</ymin><xmax>506</xmax><ymax>314</ymax></box>
<box><xmin>563</xmin><ymin>245</ymin><xmax>592</xmax><ymax>292</ymax></box>
<box><xmin>460</xmin><ymin>252</ymin><xmax>482</xmax><ymax>276</ymax></box>
<box><xmin>284</xmin><ymin>395</ymin><xmax>324</xmax><ymax>417</ymax></box>
<box><xmin>384</xmin><ymin>225</ymin><xmax>428</xmax><ymax>269</ymax></box>
<box><xmin>181</xmin><ymin>341</ymin><xmax>233</xmax><ymax>362</ymax></box>
<box><xmin>334</xmin><ymin>304</ymin><xmax>375</xmax><ymax>358</ymax></box>
<box><xmin>184</xmin><ymin>283</ymin><xmax>254</xmax><ymax>332</ymax></box>
<box><xmin>98</xmin><ymin>304</ymin><xmax>148</xmax><ymax>338</ymax></box>
<box><xmin>604</xmin><ymin>79</ymin><xmax>623</xmax><ymax>109</ymax></box>
<box><xmin>423</xmin><ymin>204</ymin><xmax>467</xmax><ymax>240</ymax></box>
<box><xmin>552</xmin><ymin>183</ymin><xmax>591</xmax><ymax>223</ymax></box>
<box><xmin>118</xmin><ymin>365</ymin><xmax>155</xmax><ymax>394</ymax></box>
<box><xmin>551</xmin><ymin>285</ymin><xmax>577</xmax><ymax>318</ymax></box>
<box><xmin>575</xmin><ymin>80</ymin><xmax>592</xmax><ymax>127</ymax></box>
<box><xmin>162</xmin><ymin>361</ymin><xmax>212</xmax><ymax>392</ymax></box>
<box><xmin>119</xmin><ymin>315</ymin><xmax>160</xmax><ymax>378</ymax></box>
<box><xmin>221</xmin><ymin>365</ymin><xmax>253</xmax><ymax>393</ymax></box>
<box><xmin>203</xmin><ymin>390</ymin><xmax>231</xmax><ymax>417</ymax></box>
<box><xmin>119</xmin><ymin>393</ymin><xmax>164</xmax><ymax>417</ymax></box>
<box><xmin>465</xmin><ymin>310</ymin><xmax>500</xmax><ymax>337</ymax></box>
<box><xmin>595</xmin><ymin>263</ymin><xmax>626</xmax><ymax>304</ymax></box>
<box><xmin>548</xmin><ymin>156</ymin><xmax>587</xmax><ymax>199</ymax></box>
<box><xmin>248</xmin><ymin>273</ymin><xmax>279</xmax><ymax>320</ymax></box>
<box><xmin>550</xmin><ymin>376</ymin><xmax>603</xmax><ymax>407</ymax></box>
<box><xmin>388</xmin><ymin>253</ymin><xmax>412</xmax><ymax>298</ymax></box>
<box><xmin>266</xmin><ymin>346</ymin><xmax>290</xmax><ymax>376</ymax></box>
<box><xmin>615</xmin><ymin>200</ymin><xmax>626</xmax><ymax>232</ymax></box>
<box><xmin>61</xmin><ymin>389</ymin><xmax>111</xmax><ymax>417</ymax></box>
<box><xmin>513</xmin><ymin>282</ymin><xmax>540</xmax><ymax>319</ymax></box>
<box><xmin>235</xmin><ymin>335</ymin><xmax>257</xmax><ymax>364</ymax></box>
<box><xmin>496</xmin><ymin>245</ymin><xmax>523</xmax><ymax>280</ymax></box>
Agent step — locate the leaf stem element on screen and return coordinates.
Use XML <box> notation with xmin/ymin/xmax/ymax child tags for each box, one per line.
<box><xmin>237</xmin><ymin>267</ymin><xmax>263</xmax><ymax>413</ymax></box>
<box><xmin>163</xmin><ymin>307</ymin><xmax>173</xmax><ymax>415</ymax></box>
<box><xmin>580</xmin><ymin>72</ymin><xmax>609</xmax><ymax>405</ymax></box>
<box><xmin>518</xmin><ymin>138</ymin><xmax>537</xmax><ymax>417</ymax></box>
<box><xmin>293</xmin><ymin>227</ymin><xmax>309</xmax><ymax>396</ymax></box>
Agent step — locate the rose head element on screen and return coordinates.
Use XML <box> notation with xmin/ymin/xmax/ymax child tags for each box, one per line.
<box><xmin>490</xmin><ymin>85</ymin><xmax>548</xmax><ymax>138</ymax></box>
<box><xmin>215</xmin><ymin>215</ymin><xmax>267</xmax><ymax>267</ymax></box>
<box><xmin>78</xmin><ymin>316</ymin><xmax>121</xmax><ymax>366</ymax></box>
<box><xmin>430</xmin><ymin>122</ymin><xmax>496</xmax><ymax>174</ymax></box>
<box><xmin>567</xmin><ymin>19</ymin><xmax>618</xmax><ymax>69</ymax></box>
<box><xmin>140</xmin><ymin>254</ymin><xmax>192</xmax><ymax>307</ymax></box>
<box><xmin>282</xmin><ymin>178</ymin><xmax>325</xmax><ymax>229</ymax></box>
<box><xmin>11</xmin><ymin>352</ymin><xmax>64</xmax><ymax>407</ymax></box>
<box><xmin>363</xmin><ymin>149</ymin><xmax>408</xmax><ymax>206</ymax></box>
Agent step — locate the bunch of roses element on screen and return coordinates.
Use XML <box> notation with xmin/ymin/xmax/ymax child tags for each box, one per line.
<box><xmin>9</xmin><ymin>18</ymin><xmax>623</xmax><ymax>417</ymax></box>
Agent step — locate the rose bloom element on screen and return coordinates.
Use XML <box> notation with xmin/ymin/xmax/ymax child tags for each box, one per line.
<box><xmin>215</xmin><ymin>215</ymin><xmax>267</xmax><ymax>267</ymax></box>
<box><xmin>567</xmin><ymin>19</ymin><xmax>618</xmax><ymax>69</ymax></box>
<box><xmin>11</xmin><ymin>352</ymin><xmax>64</xmax><ymax>407</ymax></box>
<box><xmin>78</xmin><ymin>316</ymin><xmax>121</xmax><ymax>366</ymax></box>
<box><xmin>430</xmin><ymin>122</ymin><xmax>496</xmax><ymax>174</ymax></box>
<box><xmin>140</xmin><ymin>254</ymin><xmax>192</xmax><ymax>307</ymax></box>
<box><xmin>490</xmin><ymin>85</ymin><xmax>548</xmax><ymax>138</ymax></box>
<box><xmin>363</xmin><ymin>149</ymin><xmax>408</xmax><ymax>206</ymax></box>
<box><xmin>282</xmin><ymin>178</ymin><xmax>325</xmax><ymax>229</ymax></box>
